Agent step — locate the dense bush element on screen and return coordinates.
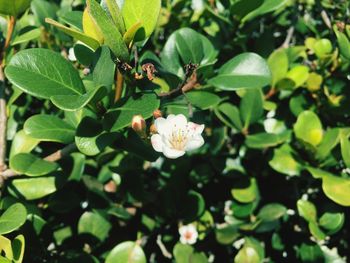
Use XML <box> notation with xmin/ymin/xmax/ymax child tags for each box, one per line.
<box><xmin>0</xmin><ymin>0</ymin><xmax>349</xmax><ymax>262</ymax></box>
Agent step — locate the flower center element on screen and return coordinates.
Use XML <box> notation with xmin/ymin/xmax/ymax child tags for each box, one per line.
<box><xmin>169</xmin><ymin>125</ymin><xmax>190</xmax><ymax>150</ymax></box>
<box><xmin>184</xmin><ymin>230</ymin><xmax>193</xmax><ymax>240</ymax></box>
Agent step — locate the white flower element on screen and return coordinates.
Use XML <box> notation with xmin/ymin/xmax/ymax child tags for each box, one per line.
<box><xmin>151</xmin><ymin>114</ymin><xmax>205</xmax><ymax>159</ymax></box>
<box><xmin>68</xmin><ymin>47</ymin><xmax>77</xmax><ymax>61</ymax></box>
<box><xmin>179</xmin><ymin>224</ymin><xmax>198</xmax><ymax>245</ymax></box>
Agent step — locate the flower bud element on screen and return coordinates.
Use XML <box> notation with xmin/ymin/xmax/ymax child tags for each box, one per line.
<box><xmin>132</xmin><ymin>115</ymin><xmax>146</xmax><ymax>137</ymax></box>
<box><xmin>153</xmin><ymin>109</ymin><xmax>162</xmax><ymax>119</ymax></box>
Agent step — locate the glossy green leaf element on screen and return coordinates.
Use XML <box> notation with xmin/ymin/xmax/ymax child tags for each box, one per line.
<box><xmin>45</xmin><ymin>18</ymin><xmax>100</xmax><ymax>50</ymax></box>
<box><xmin>76</xmin><ymin>117</ymin><xmax>117</xmax><ymax>156</ymax></box>
<box><xmin>231</xmin><ymin>178</ymin><xmax>259</xmax><ymax>203</ymax></box>
<box><xmin>246</xmin><ymin>132</ymin><xmax>289</xmax><ymax>149</ymax></box>
<box><xmin>257</xmin><ymin>203</ymin><xmax>287</xmax><ymax>222</ymax></box>
<box><xmin>0</xmin><ymin>0</ymin><xmax>31</xmax><ymax>16</ymax></box>
<box><xmin>9</xmin><ymin>130</ymin><xmax>39</xmax><ymax>159</ymax></box>
<box><xmin>173</xmin><ymin>243</ymin><xmax>208</xmax><ymax>263</ymax></box>
<box><xmin>294</xmin><ymin>111</ymin><xmax>323</xmax><ymax>147</ymax></box>
<box><xmin>240</xmin><ymin>89</ymin><xmax>263</xmax><ymax>129</ymax></box>
<box><xmin>209</xmin><ymin>53</ymin><xmax>271</xmax><ymax>91</ymax></box>
<box><xmin>297</xmin><ymin>199</ymin><xmax>317</xmax><ymax>222</ymax></box>
<box><xmin>267</xmin><ymin>48</ymin><xmax>288</xmax><ymax>87</ymax></box>
<box><xmin>322</xmin><ymin>175</ymin><xmax>350</xmax><ymax>206</ymax></box>
<box><xmin>101</xmin><ymin>0</ymin><xmax>125</xmax><ymax>34</ymax></box>
<box><xmin>12</xmin><ymin>235</ymin><xmax>25</xmax><ymax>263</ymax></box>
<box><xmin>334</xmin><ymin>26</ymin><xmax>350</xmax><ymax>60</ymax></box>
<box><xmin>104</xmin><ymin>93</ymin><xmax>160</xmax><ymax>132</ymax></box>
<box><xmin>214</xmin><ymin>102</ymin><xmax>243</xmax><ymax>130</ymax></box>
<box><xmin>0</xmin><ymin>204</ymin><xmax>27</xmax><ymax>235</ymax></box>
<box><xmin>10</xmin><ymin>153</ymin><xmax>59</xmax><ymax>177</ymax></box>
<box><xmin>235</xmin><ymin>237</ymin><xmax>264</xmax><ymax>263</ymax></box>
<box><xmin>186</xmin><ymin>91</ymin><xmax>221</xmax><ymax>110</ymax></box>
<box><xmin>31</xmin><ymin>0</ymin><xmax>57</xmax><ymax>27</ymax></box>
<box><xmin>105</xmin><ymin>241</ymin><xmax>146</xmax><ymax>263</ymax></box>
<box><xmin>269</xmin><ymin>144</ymin><xmax>302</xmax><ymax>176</ymax></box>
<box><xmin>11</xmin><ymin>28</ymin><xmax>41</xmax><ymax>46</ymax></box>
<box><xmin>24</xmin><ymin>115</ymin><xmax>75</xmax><ymax>143</ymax></box>
<box><xmin>5</xmin><ymin>48</ymin><xmax>85</xmax><ymax>99</ymax></box>
<box><xmin>122</xmin><ymin>0</ymin><xmax>161</xmax><ymax>41</ymax></box>
<box><xmin>9</xmin><ymin>176</ymin><xmax>58</xmax><ymax>200</ymax></box>
<box><xmin>340</xmin><ymin>136</ymin><xmax>350</xmax><ymax>168</ymax></box>
<box><xmin>319</xmin><ymin>212</ymin><xmax>344</xmax><ymax>234</ymax></box>
<box><xmin>78</xmin><ymin>212</ymin><xmax>111</xmax><ymax>241</ymax></box>
<box><xmin>285</xmin><ymin>65</ymin><xmax>309</xmax><ymax>89</ymax></box>
<box><xmin>242</xmin><ymin>0</ymin><xmax>288</xmax><ymax>22</ymax></box>
<box><xmin>87</xmin><ymin>0</ymin><xmax>129</xmax><ymax>61</ymax></box>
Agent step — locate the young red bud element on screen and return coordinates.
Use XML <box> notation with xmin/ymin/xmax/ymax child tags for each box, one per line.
<box><xmin>132</xmin><ymin>115</ymin><xmax>147</xmax><ymax>137</ymax></box>
<box><xmin>153</xmin><ymin>110</ymin><xmax>162</xmax><ymax>119</ymax></box>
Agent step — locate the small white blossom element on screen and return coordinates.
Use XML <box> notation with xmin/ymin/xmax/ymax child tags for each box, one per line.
<box><xmin>68</xmin><ymin>48</ymin><xmax>77</xmax><ymax>61</ymax></box>
<box><xmin>151</xmin><ymin>114</ymin><xmax>205</xmax><ymax>159</ymax></box>
<box><xmin>179</xmin><ymin>224</ymin><xmax>198</xmax><ymax>245</ymax></box>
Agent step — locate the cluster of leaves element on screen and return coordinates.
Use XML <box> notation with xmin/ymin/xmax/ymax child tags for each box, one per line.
<box><xmin>0</xmin><ymin>0</ymin><xmax>350</xmax><ymax>262</ymax></box>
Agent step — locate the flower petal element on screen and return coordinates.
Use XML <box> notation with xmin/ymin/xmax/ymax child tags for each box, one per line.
<box><xmin>154</xmin><ymin>117</ymin><xmax>167</xmax><ymax>135</ymax></box>
<box><xmin>185</xmin><ymin>135</ymin><xmax>204</xmax><ymax>151</ymax></box>
<box><xmin>151</xmin><ymin>134</ymin><xmax>163</xmax><ymax>152</ymax></box>
<box><xmin>167</xmin><ymin>114</ymin><xmax>187</xmax><ymax>130</ymax></box>
<box><xmin>163</xmin><ymin>146</ymin><xmax>185</xmax><ymax>159</ymax></box>
<box><xmin>188</xmin><ymin>122</ymin><xmax>205</xmax><ymax>135</ymax></box>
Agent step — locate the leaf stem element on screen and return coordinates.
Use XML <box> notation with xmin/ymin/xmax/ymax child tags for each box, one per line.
<box><xmin>114</xmin><ymin>68</ymin><xmax>124</xmax><ymax>102</ymax></box>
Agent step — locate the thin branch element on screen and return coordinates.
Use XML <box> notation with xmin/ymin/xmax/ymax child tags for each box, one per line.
<box><xmin>0</xmin><ymin>16</ymin><xmax>16</xmax><ymax>172</ymax></box>
<box><xmin>158</xmin><ymin>64</ymin><xmax>198</xmax><ymax>98</ymax></box>
<box><xmin>0</xmin><ymin>143</ymin><xmax>77</xmax><ymax>180</ymax></box>
<box><xmin>156</xmin><ymin>235</ymin><xmax>172</xmax><ymax>259</ymax></box>
<box><xmin>280</xmin><ymin>26</ymin><xmax>294</xmax><ymax>49</ymax></box>
<box><xmin>114</xmin><ymin>68</ymin><xmax>124</xmax><ymax>102</ymax></box>
<box><xmin>321</xmin><ymin>10</ymin><xmax>332</xmax><ymax>29</ymax></box>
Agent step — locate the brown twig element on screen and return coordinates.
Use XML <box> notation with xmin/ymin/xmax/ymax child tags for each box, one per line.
<box><xmin>0</xmin><ymin>143</ymin><xmax>77</xmax><ymax>180</ymax></box>
<box><xmin>114</xmin><ymin>68</ymin><xmax>124</xmax><ymax>102</ymax></box>
<box><xmin>158</xmin><ymin>63</ymin><xmax>198</xmax><ymax>98</ymax></box>
<box><xmin>0</xmin><ymin>16</ymin><xmax>16</xmax><ymax>173</ymax></box>
<box><xmin>156</xmin><ymin>235</ymin><xmax>172</xmax><ymax>259</ymax></box>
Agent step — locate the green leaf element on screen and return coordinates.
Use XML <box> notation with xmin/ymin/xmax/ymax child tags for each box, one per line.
<box><xmin>0</xmin><ymin>204</ymin><xmax>26</xmax><ymax>235</ymax></box>
<box><xmin>24</xmin><ymin>115</ymin><xmax>75</xmax><ymax>144</ymax></box>
<box><xmin>181</xmin><ymin>191</ymin><xmax>206</xmax><ymax>223</ymax></box>
<box><xmin>5</xmin><ymin>48</ymin><xmax>85</xmax><ymax>99</ymax></box>
<box><xmin>246</xmin><ymin>132</ymin><xmax>289</xmax><ymax>149</ymax></box>
<box><xmin>11</xmin><ymin>28</ymin><xmax>41</xmax><ymax>46</ymax></box>
<box><xmin>235</xmin><ymin>237</ymin><xmax>264</xmax><ymax>263</ymax></box>
<box><xmin>240</xmin><ymin>89</ymin><xmax>263</xmax><ymax>129</ymax></box>
<box><xmin>297</xmin><ymin>199</ymin><xmax>317</xmax><ymax>222</ymax></box>
<box><xmin>76</xmin><ymin>117</ymin><xmax>117</xmax><ymax>156</ymax></box>
<box><xmin>9</xmin><ymin>130</ymin><xmax>39</xmax><ymax>159</ymax></box>
<box><xmin>257</xmin><ymin>203</ymin><xmax>287</xmax><ymax>222</ymax></box>
<box><xmin>319</xmin><ymin>212</ymin><xmax>344</xmax><ymax>235</ymax></box>
<box><xmin>308</xmin><ymin>221</ymin><xmax>326</xmax><ymax>240</ymax></box>
<box><xmin>173</xmin><ymin>243</ymin><xmax>208</xmax><ymax>263</ymax></box>
<box><xmin>242</xmin><ymin>0</ymin><xmax>288</xmax><ymax>22</ymax></box>
<box><xmin>161</xmin><ymin>28</ymin><xmax>217</xmax><ymax>78</ymax></box>
<box><xmin>10</xmin><ymin>153</ymin><xmax>59</xmax><ymax>177</ymax></box>
<box><xmin>104</xmin><ymin>93</ymin><xmax>160</xmax><ymax>132</ymax></box>
<box><xmin>59</xmin><ymin>10</ymin><xmax>83</xmax><ymax>30</ymax></box>
<box><xmin>31</xmin><ymin>0</ymin><xmax>57</xmax><ymax>28</ymax></box>
<box><xmin>101</xmin><ymin>0</ymin><xmax>125</xmax><ymax>34</ymax></box>
<box><xmin>78</xmin><ymin>212</ymin><xmax>111</xmax><ymax>241</ymax></box>
<box><xmin>313</xmin><ymin>39</ymin><xmax>332</xmax><ymax>58</ymax></box>
<box><xmin>0</xmin><ymin>0</ymin><xmax>31</xmax><ymax>16</ymax></box>
<box><xmin>269</xmin><ymin>144</ymin><xmax>302</xmax><ymax>176</ymax></box>
<box><xmin>0</xmin><ymin>235</ymin><xmax>13</xmax><ymax>260</ymax></box>
<box><xmin>208</xmin><ymin>53</ymin><xmax>271</xmax><ymax>91</ymax></box>
<box><xmin>294</xmin><ymin>111</ymin><xmax>323</xmax><ymax>147</ymax></box>
<box><xmin>322</xmin><ymin>175</ymin><xmax>350</xmax><ymax>206</ymax></box>
<box><xmin>334</xmin><ymin>26</ymin><xmax>350</xmax><ymax>60</ymax></box>
<box><xmin>214</xmin><ymin>103</ymin><xmax>243</xmax><ymax>130</ymax></box>
<box><xmin>87</xmin><ymin>0</ymin><xmax>129</xmax><ymax>61</ymax></box>
<box><xmin>285</xmin><ymin>65</ymin><xmax>309</xmax><ymax>89</ymax></box>
<box><xmin>340</xmin><ymin>136</ymin><xmax>350</xmax><ymax>168</ymax></box>
<box><xmin>105</xmin><ymin>241</ymin><xmax>146</xmax><ymax>263</ymax></box>
<box><xmin>9</xmin><ymin>176</ymin><xmax>58</xmax><ymax>200</ymax></box>
<box><xmin>50</xmin><ymin>85</ymin><xmax>107</xmax><ymax>111</ymax></box>
<box><xmin>186</xmin><ymin>91</ymin><xmax>221</xmax><ymax>110</ymax></box>
<box><xmin>92</xmin><ymin>46</ymin><xmax>116</xmax><ymax>88</ymax></box>
<box><xmin>267</xmin><ymin>48</ymin><xmax>288</xmax><ymax>87</ymax></box>
<box><xmin>123</xmin><ymin>21</ymin><xmax>142</xmax><ymax>46</ymax></box>
<box><xmin>231</xmin><ymin>178</ymin><xmax>259</xmax><ymax>203</ymax></box>
<box><xmin>298</xmin><ymin>243</ymin><xmax>324</xmax><ymax>262</ymax></box>
<box><xmin>12</xmin><ymin>235</ymin><xmax>25</xmax><ymax>263</ymax></box>
<box><xmin>122</xmin><ymin>0</ymin><xmax>161</xmax><ymax>42</ymax></box>
<box><xmin>45</xmin><ymin>18</ymin><xmax>100</xmax><ymax>50</ymax></box>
